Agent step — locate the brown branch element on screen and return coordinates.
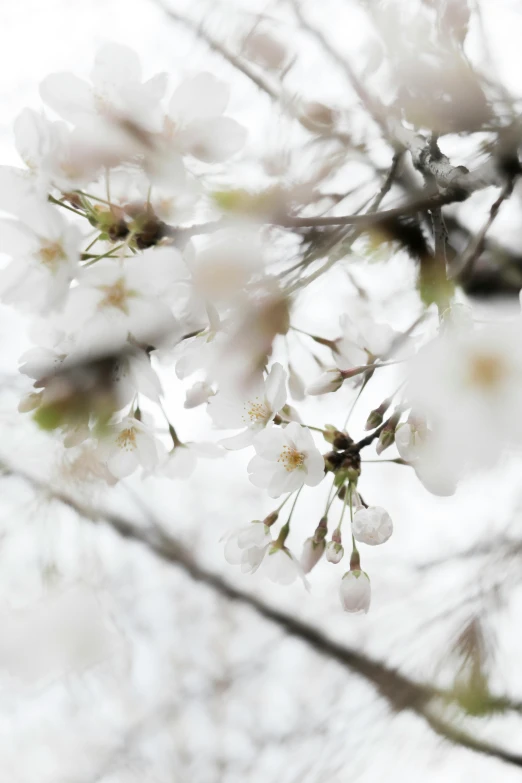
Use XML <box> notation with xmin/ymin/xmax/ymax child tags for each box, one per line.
<box><xmin>2</xmin><ymin>459</ymin><xmax>522</xmax><ymax>768</ymax></box>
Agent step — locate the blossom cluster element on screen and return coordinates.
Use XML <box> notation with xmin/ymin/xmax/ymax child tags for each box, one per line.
<box><xmin>3</xmin><ymin>44</ymin><xmax>521</xmax><ymax>615</ymax></box>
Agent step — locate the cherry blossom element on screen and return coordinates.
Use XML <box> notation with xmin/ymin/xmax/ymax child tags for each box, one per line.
<box><xmin>261</xmin><ymin>544</ymin><xmax>309</xmax><ymax>587</ymax></box>
<box><xmin>208</xmin><ymin>362</ymin><xmax>287</xmax><ymax>449</ymax></box>
<box><xmin>223</xmin><ymin>520</ymin><xmax>273</xmax><ymax>574</ymax></box>
<box><xmin>300</xmin><ymin>537</ymin><xmax>325</xmax><ymax>573</ymax></box>
<box><xmin>40</xmin><ymin>43</ymin><xmax>167</xmax><ymax>133</ymax></box>
<box><xmin>97</xmin><ymin>416</ymin><xmax>162</xmax><ymax>479</ymax></box>
<box><xmin>335</xmin><ymin>312</ymin><xmax>396</xmax><ymax>370</ymax></box>
<box><xmin>162</xmin><ymin>442</ymin><xmax>222</xmax><ymax>480</ymax></box>
<box><xmin>351</xmin><ymin>507</ymin><xmax>393</xmax><ymax>546</ymax></box>
<box><xmin>248</xmin><ymin>422</ymin><xmax>325</xmax><ymax>497</ymax></box>
<box><xmin>306</xmin><ymin>369</ymin><xmax>344</xmax><ymax>396</ymax></box>
<box><xmin>325</xmin><ymin>541</ymin><xmax>344</xmax><ymax>564</ymax></box>
<box><xmin>395</xmin><ymin>415</ymin><xmax>429</xmax><ymax>462</ymax></box>
<box><xmin>184</xmin><ymin>381</ymin><xmax>214</xmax><ymax>409</ymax></box>
<box><xmin>0</xmin><ymin>200</ymin><xmax>80</xmax><ymax>314</ymax></box>
<box><xmin>165</xmin><ymin>72</ymin><xmax>246</xmax><ymax>164</ymax></box>
<box><xmin>62</xmin><ymin>247</ymin><xmax>184</xmax><ymax>353</ymax></box>
<box><xmin>339</xmin><ymin>571</ymin><xmax>371</xmax><ymax>614</ymax></box>
<box><xmin>407</xmin><ymin>321</ymin><xmax>522</xmax><ymax>472</ymax></box>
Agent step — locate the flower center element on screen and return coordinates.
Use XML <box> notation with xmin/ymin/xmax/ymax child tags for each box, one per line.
<box><xmin>243</xmin><ymin>396</ymin><xmax>270</xmax><ymax>424</ymax></box>
<box><xmin>278</xmin><ymin>445</ymin><xmax>305</xmax><ymax>472</ymax></box>
<box><xmin>37</xmin><ymin>241</ymin><xmax>66</xmax><ymax>272</ymax></box>
<box><xmin>116</xmin><ymin>427</ymin><xmax>137</xmax><ymax>451</ymax></box>
<box><xmin>98</xmin><ymin>278</ymin><xmax>134</xmax><ymax>313</ymax></box>
<box><xmin>468</xmin><ymin>353</ymin><xmax>506</xmax><ymax>390</ymax></box>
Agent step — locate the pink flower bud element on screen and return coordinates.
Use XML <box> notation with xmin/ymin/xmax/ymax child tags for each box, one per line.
<box><xmin>339</xmin><ymin>570</ymin><xmax>371</xmax><ymax>614</ymax></box>
<box><xmin>300</xmin><ymin>537</ymin><xmax>325</xmax><ymax>573</ymax></box>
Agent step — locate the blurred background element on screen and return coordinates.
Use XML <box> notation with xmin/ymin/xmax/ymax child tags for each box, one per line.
<box><xmin>1</xmin><ymin>0</ymin><xmax>522</xmax><ymax>780</ymax></box>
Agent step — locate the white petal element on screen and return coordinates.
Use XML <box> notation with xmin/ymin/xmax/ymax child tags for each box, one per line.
<box><xmin>169</xmin><ymin>73</ymin><xmax>229</xmax><ymax>121</ymax></box>
<box><xmin>40</xmin><ymin>73</ymin><xmax>95</xmax><ymax>124</ymax></box>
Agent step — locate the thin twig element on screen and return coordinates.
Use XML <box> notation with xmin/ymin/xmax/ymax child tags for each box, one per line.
<box><xmin>2</xmin><ymin>458</ymin><xmax>522</xmax><ymax>768</ymax></box>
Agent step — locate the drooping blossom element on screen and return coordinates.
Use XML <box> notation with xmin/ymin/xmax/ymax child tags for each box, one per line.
<box><xmin>223</xmin><ymin>520</ymin><xmax>273</xmax><ymax>574</ymax></box>
<box><xmin>351</xmin><ymin>506</ymin><xmax>393</xmax><ymax>546</ymax></box>
<box><xmin>339</xmin><ymin>570</ymin><xmax>371</xmax><ymax>614</ymax></box>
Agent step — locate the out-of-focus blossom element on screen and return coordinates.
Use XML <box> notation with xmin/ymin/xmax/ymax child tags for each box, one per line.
<box><xmin>335</xmin><ymin>312</ymin><xmax>396</xmax><ymax>370</ymax></box>
<box><xmin>62</xmin><ymin>247</ymin><xmax>184</xmax><ymax>352</ymax></box>
<box><xmin>223</xmin><ymin>520</ymin><xmax>273</xmax><ymax>574</ymax></box>
<box><xmin>165</xmin><ymin>72</ymin><xmax>246</xmax><ymax>164</ymax></box>
<box><xmin>208</xmin><ymin>362</ymin><xmax>287</xmax><ymax>449</ymax></box>
<box><xmin>407</xmin><ymin>320</ymin><xmax>522</xmax><ymax>472</ymax></box>
<box><xmin>242</xmin><ymin>30</ymin><xmax>288</xmax><ymax>70</ymax></box>
<box><xmin>184</xmin><ymin>381</ymin><xmax>214</xmax><ymax>409</ymax></box>
<box><xmin>306</xmin><ymin>369</ymin><xmax>344</xmax><ymax>395</ymax></box>
<box><xmin>40</xmin><ymin>43</ymin><xmax>167</xmax><ymax>133</ymax></box>
<box><xmin>248</xmin><ymin>422</ymin><xmax>324</xmax><ymax>497</ymax></box>
<box><xmin>351</xmin><ymin>506</ymin><xmax>393</xmax><ymax>546</ymax></box>
<box><xmin>339</xmin><ymin>570</ymin><xmax>371</xmax><ymax>614</ymax></box>
<box><xmin>162</xmin><ymin>441</ymin><xmax>222</xmax><ymax>480</ymax></box>
<box><xmin>0</xmin><ymin>200</ymin><xmax>80</xmax><ymax>314</ymax></box>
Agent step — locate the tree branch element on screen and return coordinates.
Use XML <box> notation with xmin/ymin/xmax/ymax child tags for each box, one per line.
<box><xmin>2</xmin><ymin>459</ymin><xmax>522</xmax><ymax>768</ymax></box>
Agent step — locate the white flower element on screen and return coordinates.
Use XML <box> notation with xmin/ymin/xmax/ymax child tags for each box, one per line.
<box><xmin>98</xmin><ymin>416</ymin><xmax>162</xmax><ymax>479</ymax></box>
<box><xmin>186</xmin><ymin>231</ymin><xmax>264</xmax><ymax>303</ymax></box>
<box><xmin>306</xmin><ymin>369</ymin><xmax>344</xmax><ymax>395</ymax></box>
<box><xmin>335</xmin><ymin>312</ymin><xmax>396</xmax><ymax>370</ymax></box>
<box><xmin>0</xmin><ymin>200</ymin><xmax>80</xmax><ymax>314</ymax></box>
<box><xmin>162</xmin><ymin>442</ymin><xmax>221</xmax><ymax>480</ymax></box>
<box><xmin>407</xmin><ymin>321</ymin><xmax>522</xmax><ymax>472</ymax></box>
<box><xmin>351</xmin><ymin>506</ymin><xmax>393</xmax><ymax>546</ymax></box>
<box><xmin>12</xmin><ymin>108</ymin><xmax>95</xmax><ymax>192</ymax></box>
<box><xmin>223</xmin><ymin>520</ymin><xmax>272</xmax><ymax>574</ymax></box>
<box><xmin>248</xmin><ymin>422</ymin><xmax>325</xmax><ymax>497</ymax></box>
<box><xmin>339</xmin><ymin>571</ymin><xmax>371</xmax><ymax>614</ymax></box>
<box><xmin>208</xmin><ymin>363</ymin><xmax>287</xmax><ymax>450</ymax></box>
<box><xmin>325</xmin><ymin>541</ymin><xmax>344</xmax><ymax>564</ymax></box>
<box><xmin>261</xmin><ymin>545</ymin><xmax>308</xmax><ymax>586</ymax></box>
<box><xmin>287</xmin><ymin>363</ymin><xmax>305</xmax><ymax>401</ymax></box>
<box><xmin>40</xmin><ymin>43</ymin><xmax>167</xmax><ymax>133</ymax></box>
<box><xmin>111</xmin><ymin>350</ymin><xmax>163</xmax><ymax>407</ymax></box>
<box><xmin>395</xmin><ymin>416</ymin><xmax>428</xmax><ymax>462</ymax></box>
<box><xmin>300</xmin><ymin>537</ymin><xmax>325</xmax><ymax>573</ymax></box>
<box><xmin>62</xmin><ymin>247</ymin><xmax>184</xmax><ymax>353</ymax></box>
<box><xmin>165</xmin><ymin>72</ymin><xmax>246</xmax><ymax>163</ymax></box>
<box><xmin>184</xmin><ymin>381</ymin><xmax>214</xmax><ymax>409</ymax></box>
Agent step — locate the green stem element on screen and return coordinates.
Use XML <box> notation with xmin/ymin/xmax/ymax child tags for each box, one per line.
<box><xmin>82</xmin><ymin>243</ymin><xmax>126</xmax><ymax>266</ymax></box>
<box><xmin>48</xmin><ymin>194</ymin><xmax>84</xmax><ymax>217</ymax></box>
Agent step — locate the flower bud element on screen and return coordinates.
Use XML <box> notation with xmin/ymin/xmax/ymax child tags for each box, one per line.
<box><xmin>300</xmin><ymin>537</ymin><xmax>325</xmax><ymax>573</ymax></box>
<box><xmin>376</xmin><ymin>412</ymin><xmax>401</xmax><ymax>455</ymax></box>
<box><xmin>307</xmin><ymin>369</ymin><xmax>343</xmax><ymax>396</ymax></box>
<box><xmin>352</xmin><ymin>506</ymin><xmax>393</xmax><ymax>546</ymax></box>
<box><xmin>339</xmin><ymin>570</ymin><xmax>371</xmax><ymax>614</ymax></box>
<box><xmin>323</xmin><ymin>426</ymin><xmax>353</xmax><ymax>449</ymax></box>
<box><xmin>364</xmin><ymin>398</ymin><xmax>391</xmax><ymax>431</ymax></box>
<box><xmin>326</xmin><ymin>540</ymin><xmax>344</xmax><ymax>564</ymax></box>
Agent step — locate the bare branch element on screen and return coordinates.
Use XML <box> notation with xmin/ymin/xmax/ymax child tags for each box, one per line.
<box><xmin>2</xmin><ymin>459</ymin><xmax>522</xmax><ymax>768</ymax></box>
